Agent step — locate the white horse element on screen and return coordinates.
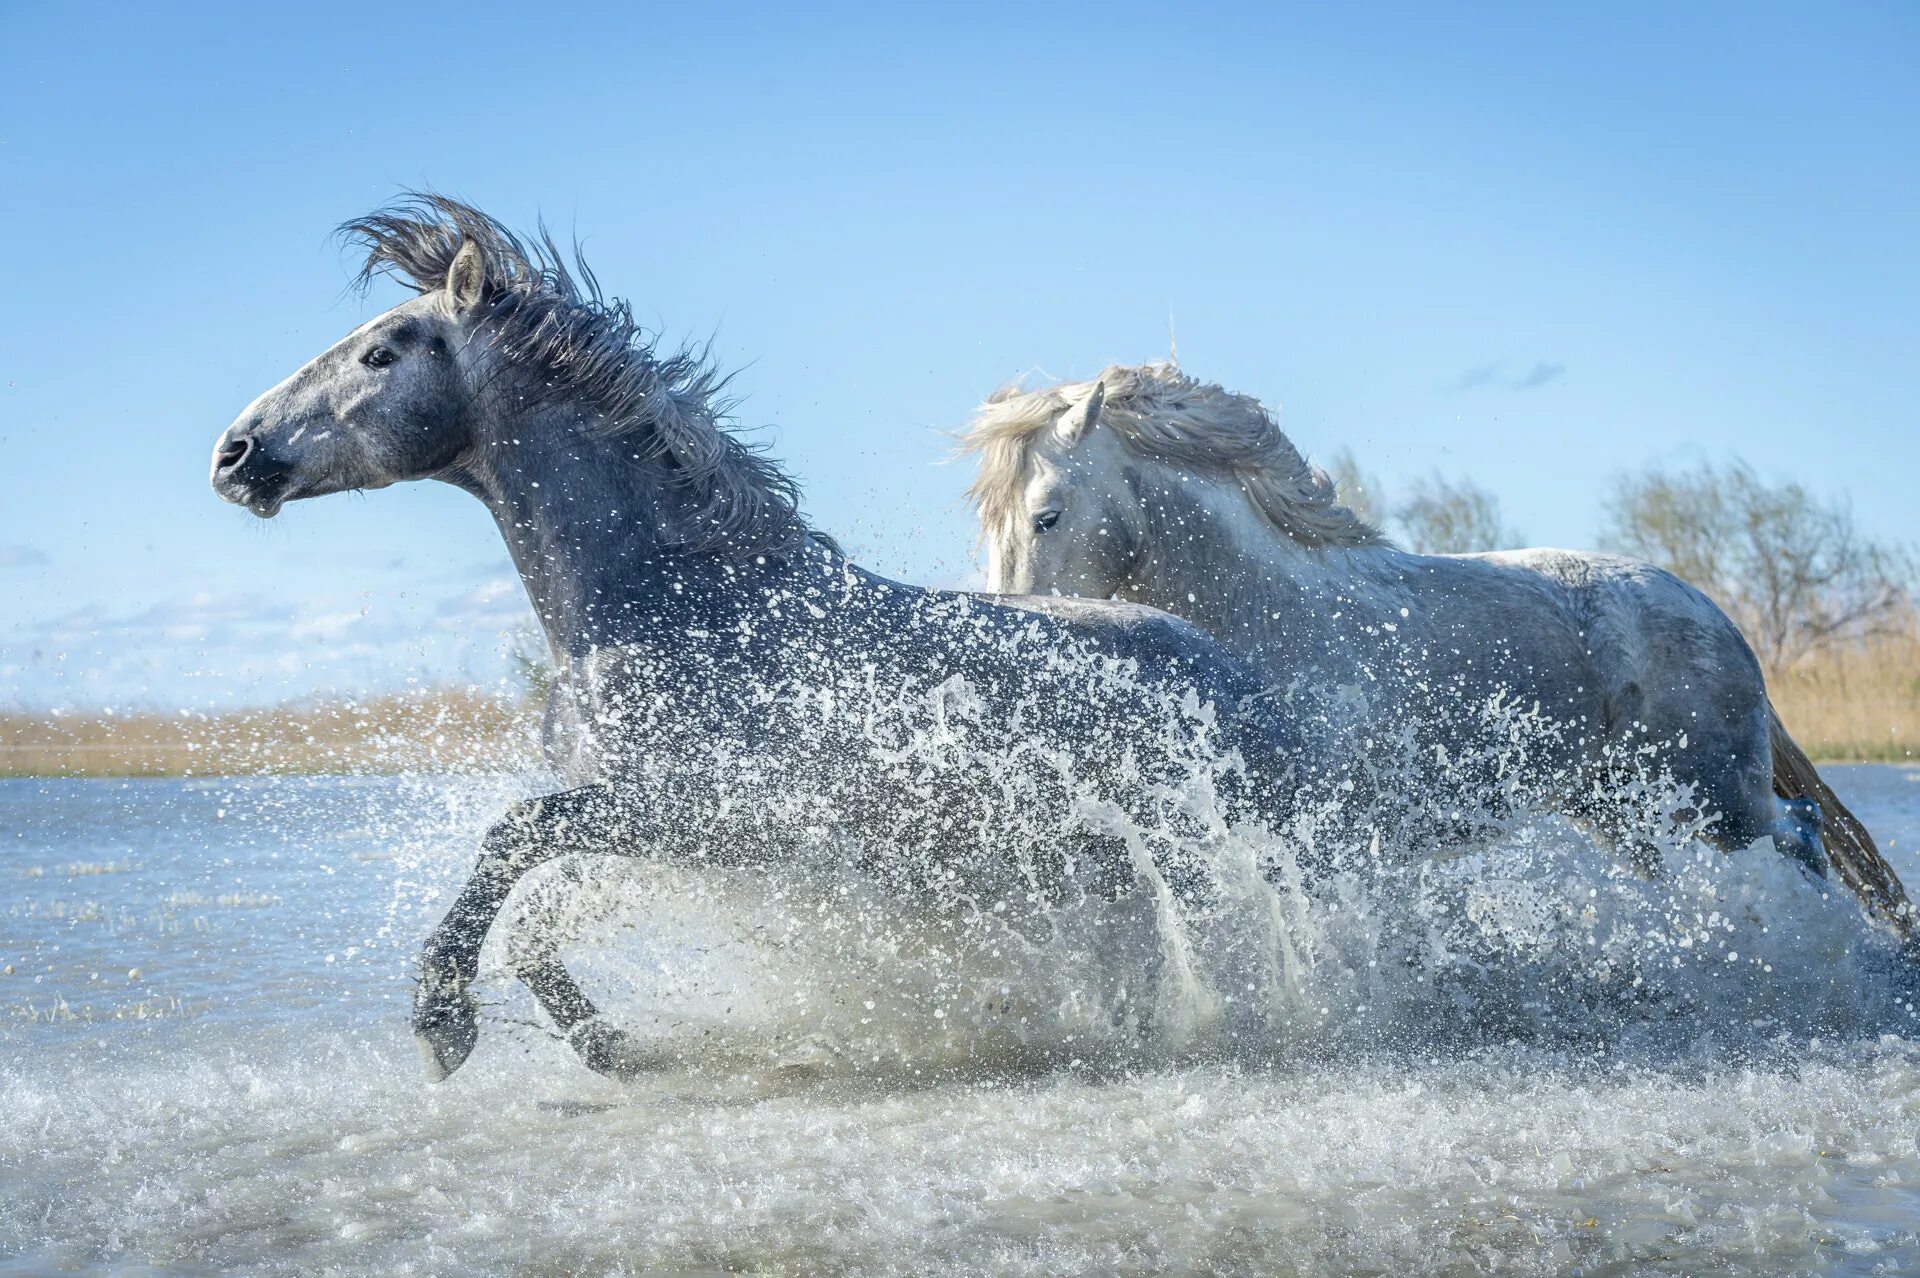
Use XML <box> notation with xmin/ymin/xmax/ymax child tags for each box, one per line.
<box><xmin>963</xmin><ymin>362</ymin><xmax>1910</xmax><ymax>937</ymax></box>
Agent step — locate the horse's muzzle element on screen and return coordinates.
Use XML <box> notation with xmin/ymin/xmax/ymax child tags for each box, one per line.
<box><xmin>210</xmin><ymin>432</ymin><xmax>295</xmax><ymax>517</ymax></box>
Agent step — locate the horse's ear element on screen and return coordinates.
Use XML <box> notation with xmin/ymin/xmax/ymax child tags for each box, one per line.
<box><xmin>1056</xmin><ymin>381</ymin><xmax>1106</xmax><ymax>442</ymax></box>
<box><xmin>444</xmin><ymin>240</ymin><xmax>490</xmax><ymax>317</ymax></box>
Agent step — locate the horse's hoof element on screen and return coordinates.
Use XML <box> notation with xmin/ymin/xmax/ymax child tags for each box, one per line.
<box><xmin>413</xmin><ymin>988</ymin><xmax>480</xmax><ymax>1083</ymax></box>
<box><xmin>566</xmin><ymin>1017</ymin><xmax>657</xmax><ymax>1081</ymax></box>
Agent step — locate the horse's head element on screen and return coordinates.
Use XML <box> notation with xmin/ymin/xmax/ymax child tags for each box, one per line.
<box><xmin>980</xmin><ymin>382</ymin><xmax>1147</xmax><ymax>598</ymax></box>
<box><xmin>211</xmin><ymin>241</ymin><xmax>493</xmax><ymax>517</ymax></box>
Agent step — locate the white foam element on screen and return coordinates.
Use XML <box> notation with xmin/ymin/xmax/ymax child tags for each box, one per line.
<box><xmin>6</xmin><ymin>1032</ymin><xmax>1918</xmax><ymax>1274</ymax></box>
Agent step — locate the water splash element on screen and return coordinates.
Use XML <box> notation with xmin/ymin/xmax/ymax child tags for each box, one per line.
<box><xmin>413</xmin><ymin>675</ymin><xmax>1920</xmax><ymax>1086</ymax></box>
<box><xmin>5</xmin><ymin>764</ymin><xmax>1918</xmax><ymax>1275</ymax></box>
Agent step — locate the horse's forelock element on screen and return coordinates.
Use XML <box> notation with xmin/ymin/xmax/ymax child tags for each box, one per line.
<box><xmin>959</xmin><ymin>379</ymin><xmax>1075</xmax><ymax>541</ymax></box>
<box><xmin>961</xmin><ymin>361</ymin><xmax>1385</xmax><ymax>550</ymax></box>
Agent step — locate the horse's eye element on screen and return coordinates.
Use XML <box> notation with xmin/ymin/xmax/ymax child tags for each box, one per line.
<box><xmin>362</xmin><ymin>346</ymin><xmax>398</xmax><ymax>369</ymax></box>
<box><xmin>1032</xmin><ymin>509</ymin><xmax>1062</xmax><ymax>533</ymax></box>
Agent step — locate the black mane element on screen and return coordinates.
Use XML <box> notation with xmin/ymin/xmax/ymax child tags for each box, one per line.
<box><xmin>341</xmin><ymin>193</ymin><xmax>811</xmax><ymax>558</ymax></box>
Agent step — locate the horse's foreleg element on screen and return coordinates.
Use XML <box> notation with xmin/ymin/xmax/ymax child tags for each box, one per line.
<box><xmin>413</xmin><ymin>784</ymin><xmax>620</xmax><ymax>1082</ymax></box>
<box><xmin>1073</xmin><ymin>831</ymin><xmax>1168</xmax><ymax>1042</ymax></box>
<box><xmin>509</xmin><ymin>935</ymin><xmax>662</xmax><ymax>1078</ymax></box>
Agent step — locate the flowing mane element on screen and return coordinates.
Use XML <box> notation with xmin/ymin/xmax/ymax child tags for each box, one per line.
<box><xmin>341</xmin><ymin>194</ymin><xmax>810</xmax><ymax>558</ymax></box>
<box><xmin>962</xmin><ymin>361</ymin><xmax>1386</xmax><ymax>549</ymax></box>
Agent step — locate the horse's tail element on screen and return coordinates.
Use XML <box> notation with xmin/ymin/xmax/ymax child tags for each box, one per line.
<box><xmin>1768</xmin><ymin>701</ymin><xmax>1913</xmax><ymax>941</ymax></box>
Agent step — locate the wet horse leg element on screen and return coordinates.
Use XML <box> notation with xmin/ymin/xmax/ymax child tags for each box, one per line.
<box><xmin>414</xmin><ymin>783</ymin><xmax>629</xmax><ymax>1081</ymax></box>
<box><xmin>506</xmin><ymin>909</ymin><xmax>662</xmax><ymax>1079</ymax></box>
<box><xmin>1072</xmin><ymin>830</ymin><xmax>1169</xmax><ymax>1041</ymax></box>
<box><xmin>501</xmin><ymin>859</ymin><xmax>630</xmax><ymax>1038</ymax></box>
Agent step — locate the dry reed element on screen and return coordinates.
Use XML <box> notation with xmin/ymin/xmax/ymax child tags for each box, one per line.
<box><xmin>1768</xmin><ymin>613</ymin><xmax>1920</xmax><ymax>764</ymax></box>
<box><xmin>0</xmin><ymin>688</ymin><xmax>539</xmax><ymax>778</ymax></box>
<box><xmin>4</xmin><ymin>617</ymin><xmax>1915</xmax><ymax>777</ymax></box>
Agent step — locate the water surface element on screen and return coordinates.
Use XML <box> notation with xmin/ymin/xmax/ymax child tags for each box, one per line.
<box><xmin>4</xmin><ymin>769</ymin><xmax>1919</xmax><ymax>1275</ymax></box>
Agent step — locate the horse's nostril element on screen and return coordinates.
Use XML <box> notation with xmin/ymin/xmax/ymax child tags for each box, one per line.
<box><xmin>214</xmin><ymin>436</ymin><xmax>252</xmax><ymax>474</ymax></box>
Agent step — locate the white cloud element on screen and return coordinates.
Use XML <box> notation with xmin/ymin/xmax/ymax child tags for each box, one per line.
<box><xmin>436</xmin><ymin>575</ymin><xmax>534</xmax><ymax>630</ymax></box>
<box><xmin>289</xmin><ymin>608</ymin><xmax>375</xmax><ymax>642</ymax></box>
<box><xmin>2</xmin><ymin>575</ymin><xmax>539</xmax><ymax>709</ymax></box>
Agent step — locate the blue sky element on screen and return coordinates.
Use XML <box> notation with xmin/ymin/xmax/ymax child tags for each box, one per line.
<box><xmin>2</xmin><ymin>1</ymin><xmax>1916</xmax><ymax>708</ymax></box>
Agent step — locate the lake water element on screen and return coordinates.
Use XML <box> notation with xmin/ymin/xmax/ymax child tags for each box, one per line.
<box><xmin>4</xmin><ymin>768</ymin><xmax>1920</xmax><ymax>1275</ymax></box>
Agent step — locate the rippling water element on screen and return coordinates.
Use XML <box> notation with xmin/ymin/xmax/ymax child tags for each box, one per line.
<box><xmin>4</xmin><ymin>769</ymin><xmax>1919</xmax><ymax>1275</ymax></box>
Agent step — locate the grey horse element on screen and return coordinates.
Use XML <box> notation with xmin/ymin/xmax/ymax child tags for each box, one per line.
<box><xmin>963</xmin><ymin>362</ymin><xmax>1911</xmax><ymax>939</ymax></box>
<box><xmin>211</xmin><ymin>198</ymin><xmax>1328</xmax><ymax>1082</ymax></box>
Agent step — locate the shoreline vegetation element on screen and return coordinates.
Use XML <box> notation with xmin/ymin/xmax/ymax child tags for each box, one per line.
<box><xmin>1765</xmin><ymin>624</ymin><xmax>1920</xmax><ymax>765</ymax></box>
<box><xmin>0</xmin><ymin>689</ymin><xmax>540</xmax><ymax>779</ymax></box>
<box><xmin>3</xmin><ymin>622</ymin><xmax>1916</xmax><ymax>777</ymax></box>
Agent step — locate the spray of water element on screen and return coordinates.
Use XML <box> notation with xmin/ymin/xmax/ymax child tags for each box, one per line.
<box><xmin>394</xmin><ymin>660</ymin><xmax>1917</xmax><ymax>1090</ymax></box>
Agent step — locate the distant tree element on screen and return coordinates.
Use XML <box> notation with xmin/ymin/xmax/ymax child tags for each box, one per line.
<box><xmin>1325</xmin><ymin>448</ymin><xmax>1388</xmax><ymax>529</ymax></box>
<box><xmin>1599</xmin><ymin>460</ymin><xmax>1913</xmax><ymax>672</ymax></box>
<box><xmin>1395</xmin><ymin>474</ymin><xmax>1525</xmax><ymax>555</ymax></box>
<box><xmin>1325</xmin><ymin>451</ymin><xmax>1522</xmax><ymax>553</ymax></box>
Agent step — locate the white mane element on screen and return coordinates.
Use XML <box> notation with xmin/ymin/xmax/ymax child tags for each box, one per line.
<box><xmin>961</xmin><ymin>362</ymin><xmax>1386</xmax><ymax>549</ymax></box>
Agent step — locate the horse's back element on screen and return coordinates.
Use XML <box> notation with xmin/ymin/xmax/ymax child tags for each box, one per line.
<box><xmin>984</xmin><ymin>592</ymin><xmax>1269</xmax><ymax>698</ymax></box>
<box><xmin>1469</xmin><ymin>548</ymin><xmax>1758</xmax><ymax>681</ymax></box>
<box><xmin>988</xmin><ymin>592</ymin><xmax>1221</xmax><ymax>651</ymax></box>
<box><xmin>546</xmin><ymin>585</ymin><xmax>1283</xmax><ymax>791</ymax></box>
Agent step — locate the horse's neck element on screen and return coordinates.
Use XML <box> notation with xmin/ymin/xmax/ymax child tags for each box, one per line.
<box><xmin>447</xmin><ymin>403</ymin><xmax>803</xmax><ymax>665</ymax></box>
<box><xmin>1123</xmin><ymin>464</ymin><xmax>1409</xmax><ymax>661</ymax></box>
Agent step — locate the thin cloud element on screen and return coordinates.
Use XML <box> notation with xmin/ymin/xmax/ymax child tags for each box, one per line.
<box><xmin>1514</xmin><ymin>361</ymin><xmax>1566</xmax><ymax>390</ymax></box>
<box><xmin>0</xmin><ymin>544</ymin><xmax>49</xmax><ymax>567</ymax></box>
<box><xmin>1453</xmin><ymin>363</ymin><xmax>1501</xmax><ymax>391</ymax></box>
<box><xmin>1451</xmin><ymin>360</ymin><xmax>1567</xmax><ymax>392</ymax></box>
